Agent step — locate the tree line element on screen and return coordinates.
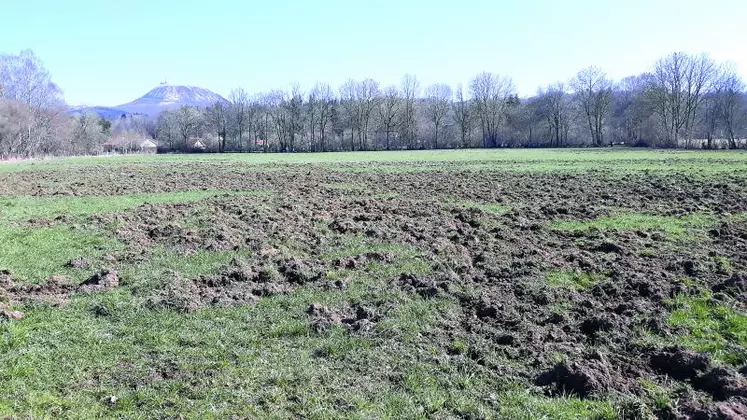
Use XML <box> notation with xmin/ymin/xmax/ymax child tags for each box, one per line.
<box><xmin>0</xmin><ymin>50</ymin><xmax>116</xmax><ymax>158</ymax></box>
<box><xmin>153</xmin><ymin>52</ymin><xmax>747</xmax><ymax>152</ymax></box>
<box><xmin>1</xmin><ymin>49</ymin><xmax>745</xmax><ymax>158</ymax></box>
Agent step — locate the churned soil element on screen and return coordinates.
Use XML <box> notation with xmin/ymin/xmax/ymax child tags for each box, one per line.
<box><xmin>2</xmin><ymin>162</ymin><xmax>746</xmax><ymax>417</ymax></box>
<box><xmin>1</xmin><ymin>268</ymin><xmax>120</xmax><ymax>308</ymax></box>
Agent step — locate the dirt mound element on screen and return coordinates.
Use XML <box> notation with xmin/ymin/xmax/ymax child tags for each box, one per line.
<box><xmin>329</xmin><ymin>219</ymin><xmax>362</xmax><ymax>234</ymax></box>
<box><xmin>649</xmin><ymin>348</ymin><xmax>712</xmax><ymax>381</ymax></box>
<box><xmin>0</xmin><ymin>309</ymin><xmax>24</xmax><ymax>320</ymax></box>
<box><xmin>579</xmin><ymin>313</ymin><xmax>621</xmax><ymax>338</ymax></box>
<box><xmin>306</xmin><ymin>302</ymin><xmax>381</xmax><ymax>334</ymax></box>
<box><xmin>65</xmin><ymin>258</ymin><xmax>91</xmax><ymax>269</ymax></box>
<box><xmin>101</xmin><ymin>196</ymin><xmax>328</xmax><ymax>257</ymax></box>
<box><xmin>693</xmin><ymin>367</ymin><xmax>747</xmax><ymax>401</ymax></box>
<box><xmin>147</xmin><ymin>256</ymin><xmax>328</xmax><ymax>311</ymax></box>
<box><xmin>536</xmin><ymin>356</ymin><xmax>629</xmax><ymax>398</ymax></box>
<box><xmin>278</xmin><ymin>258</ymin><xmax>326</xmax><ymax>284</ymax></box>
<box><xmin>6</xmin><ymin>275</ymin><xmax>78</xmax><ymax>305</ymax></box>
<box><xmin>712</xmin><ymin>272</ymin><xmax>747</xmax><ymax>301</ymax></box>
<box><xmin>149</xmin><ymin>273</ymin><xmax>278</xmax><ymax>312</ymax></box>
<box><xmin>678</xmin><ymin>398</ymin><xmax>747</xmax><ymax>420</ymax></box>
<box><xmin>334</xmin><ymin>251</ymin><xmax>396</xmax><ymax>269</ymax></box>
<box><xmin>146</xmin><ymin>275</ymin><xmax>204</xmax><ymax>312</ymax></box>
<box><xmin>307</xmin><ymin>303</ymin><xmax>349</xmax><ymax>333</ymax></box>
<box><xmin>22</xmin><ymin>214</ymin><xmax>74</xmax><ymax>228</ymax></box>
<box><xmin>394</xmin><ymin>272</ymin><xmax>452</xmax><ymax>299</ymax></box>
<box><xmin>0</xmin><ymin>269</ymin><xmax>122</xmax><ymax>308</ymax></box>
<box><xmin>79</xmin><ymin>270</ymin><xmax>120</xmax><ymax>292</ymax></box>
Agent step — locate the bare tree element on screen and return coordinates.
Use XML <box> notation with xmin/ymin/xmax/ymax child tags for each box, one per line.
<box><xmin>452</xmin><ymin>84</ymin><xmax>472</xmax><ymax>148</ymax></box>
<box><xmin>470</xmin><ymin>72</ymin><xmax>515</xmax><ymax>147</ymax></box>
<box><xmin>69</xmin><ymin>112</ymin><xmax>107</xmax><ymax>154</ymax></box>
<box><xmin>508</xmin><ymin>97</ymin><xmax>543</xmax><ymax>146</ymax></box>
<box><xmin>174</xmin><ymin>106</ymin><xmax>203</xmax><ymax>150</ymax></box>
<box><xmin>206</xmin><ymin>102</ymin><xmax>229</xmax><ymax>152</ymax></box>
<box><xmin>0</xmin><ymin>100</ymin><xmax>34</xmax><ymax>157</ymax></box>
<box><xmin>715</xmin><ymin>64</ymin><xmax>745</xmax><ymax>148</ymax></box>
<box><xmin>649</xmin><ymin>52</ymin><xmax>717</xmax><ymax>147</ymax></box>
<box><xmin>609</xmin><ymin>74</ymin><xmax>656</xmax><ymax>146</ymax></box>
<box><xmin>701</xmin><ymin>84</ymin><xmax>720</xmax><ymax>149</ymax></box>
<box><xmin>307</xmin><ymin>85</ymin><xmax>320</xmax><ymax>151</ymax></box>
<box><xmin>0</xmin><ymin>49</ymin><xmax>63</xmax><ymax>111</ymax></box>
<box><xmin>571</xmin><ymin>66</ymin><xmax>612</xmax><ymax>146</ymax></box>
<box><xmin>255</xmin><ymin>92</ymin><xmax>276</xmax><ymax>152</ymax></box>
<box><xmin>401</xmin><ymin>74</ymin><xmax>420</xmax><ymax>149</ymax></box>
<box><xmin>228</xmin><ymin>88</ymin><xmax>250</xmax><ymax>150</ymax></box>
<box><xmin>266</xmin><ymin>90</ymin><xmax>290</xmax><ymax>152</ymax></box>
<box><xmin>156</xmin><ymin>111</ymin><xmax>178</xmax><ymax>150</ymax></box>
<box><xmin>307</xmin><ymin>83</ymin><xmax>335</xmax><ymax>152</ymax></box>
<box><xmin>287</xmin><ymin>84</ymin><xmax>304</xmax><ymax>152</ymax></box>
<box><xmin>314</xmin><ymin>83</ymin><xmax>335</xmax><ymax>152</ymax></box>
<box><xmin>377</xmin><ymin>85</ymin><xmax>401</xmax><ymax>150</ymax></box>
<box><xmin>265</xmin><ymin>85</ymin><xmax>305</xmax><ymax>153</ymax></box>
<box><xmin>0</xmin><ymin>50</ymin><xmax>71</xmax><ymax>157</ymax></box>
<box><xmin>355</xmin><ymin>79</ymin><xmax>379</xmax><ymax>150</ymax></box>
<box><xmin>4</xmin><ymin>47</ymin><xmax>745</xmax><ymax>157</ymax></box>
<box><xmin>536</xmin><ymin>83</ymin><xmax>572</xmax><ymax>147</ymax></box>
<box><xmin>339</xmin><ymin>79</ymin><xmax>358</xmax><ymax>151</ymax></box>
<box><xmin>110</xmin><ymin>114</ymin><xmax>150</xmax><ymax>137</ymax></box>
<box><xmin>425</xmin><ymin>83</ymin><xmax>452</xmax><ymax>148</ymax></box>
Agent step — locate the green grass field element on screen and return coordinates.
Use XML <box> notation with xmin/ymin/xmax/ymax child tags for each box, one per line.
<box><xmin>1</xmin><ymin>148</ymin><xmax>746</xmax><ymax>174</ymax></box>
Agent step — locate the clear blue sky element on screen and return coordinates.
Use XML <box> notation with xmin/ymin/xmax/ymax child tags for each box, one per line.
<box><xmin>2</xmin><ymin>0</ymin><xmax>745</xmax><ymax>106</ymax></box>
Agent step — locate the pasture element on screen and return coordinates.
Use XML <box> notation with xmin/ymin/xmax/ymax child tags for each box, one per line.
<box><xmin>1</xmin><ymin>149</ymin><xmax>746</xmax><ymax>419</ymax></box>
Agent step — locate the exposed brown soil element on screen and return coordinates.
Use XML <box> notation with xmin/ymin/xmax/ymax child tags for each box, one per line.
<box><xmin>1</xmin><ymin>269</ymin><xmax>121</xmax><ymax>305</ymax></box>
<box><xmin>0</xmin><ymin>308</ymin><xmax>24</xmax><ymax>320</ymax></box>
<box><xmin>306</xmin><ymin>302</ymin><xmax>381</xmax><ymax>334</ymax></box>
<box><xmin>2</xmin><ymin>164</ymin><xmax>746</xmax><ymax>416</ymax></box>
<box><xmin>66</xmin><ymin>257</ymin><xmax>91</xmax><ymax>269</ymax></box>
<box><xmin>146</xmin><ymin>255</ymin><xmax>327</xmax><ymax>311</ymax></box>
<box><xmin>1</xmin><ymin>164</ymin><xmax>745</xmax><ymax>217</ymax></box>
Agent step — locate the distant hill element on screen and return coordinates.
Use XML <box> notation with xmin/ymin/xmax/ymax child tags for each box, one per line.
<box><xmin>115</xmin><ymin>85</ymin><xmax>228</xmax><ymax>117</ymax></box>
<box><xmin>69</xmin><ymin>106</ymin><xmax>136</xmax><ymax>120</ymax></box>
<box><xmin>71</xmin><ymin>85</ymin><xmax>229</xmax><ymax>120</ymax></box>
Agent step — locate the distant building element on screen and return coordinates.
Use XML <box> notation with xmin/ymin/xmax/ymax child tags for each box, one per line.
<box><xmin>103</xmin><ymin>136</ymin><xmax>158</xmax><ymax>154</ymax></box>
<box><xmin>139</xmin><ymin>139</ymin><xmax>158</xmax><ymax>153</ymax></box>
<box><xmin>191</xmin><ymin>138</ymin><xmax>207</xmax><ymax>150</ymax></box>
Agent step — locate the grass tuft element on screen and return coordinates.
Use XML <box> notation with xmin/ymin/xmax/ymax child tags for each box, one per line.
<box><xmin>460</xmin><ymin>201</ymin><xmax>511</xmax><ymax>215</ymax></box>
<box><xmin>666</xmin><ymin>292</ymin><xmax>747</xmax><ymax>364</ymax></box>
<box><xmin>551</xmin><ymin>212</ymin><xmax>716</xmax><ymax>239</ymax></box>
<box><xmin>545</xmin><ymin>269</ymin><xmax>604</xmax><ymax>290</ymax></box>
